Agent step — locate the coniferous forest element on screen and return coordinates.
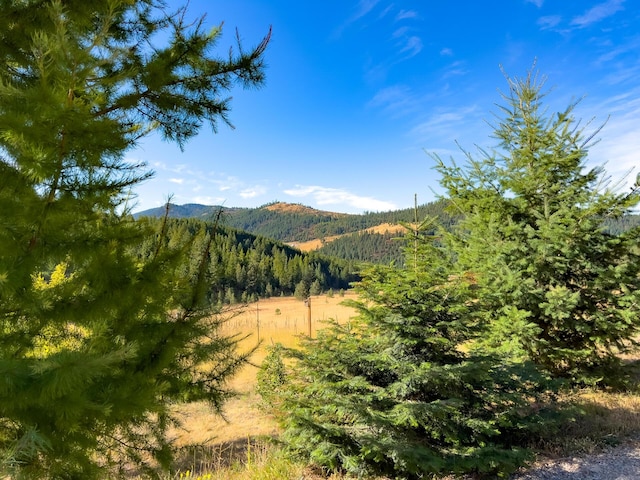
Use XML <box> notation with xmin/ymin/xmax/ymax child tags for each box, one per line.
<box><xmin>136</xmin><ymin>217</ymin><xmax>359</xmax><ymax>305</ymax></box>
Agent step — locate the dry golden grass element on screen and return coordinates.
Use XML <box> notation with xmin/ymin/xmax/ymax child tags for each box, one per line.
<box><xmin>170</xmin><ymin>293</ymin><xmax>359</xmax><ymax>449</ymax></box>
<box><xmin>530</xmin><ymin>387</ymin><xmax>640</xmax><ymax>457</ymax></box>
<box><xmin>170</xmin><ymin>439</ymin><xmax>351</xmax><ymax>480</ymax></box>
<box><xmin>290</xmin><ymin>223</ymin><xmax>408</xmax><ymax>252</ymax></box>
<box><xmin>264</xmin><ymin>202</ymin><xmax>348</xmax><ymax>217</ymax></box>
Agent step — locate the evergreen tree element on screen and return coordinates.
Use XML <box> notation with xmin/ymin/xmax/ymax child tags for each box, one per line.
<box><xmin>267</xmin><ymin>221</ymin><xmax>559</xmax><ymax>478</ymax></box>
<box><xmin>0</xmin><ymin>0</ymin><xmax>268</xmax><ymax>478</ymax></box>
<box><xmin>435</xmin><ymin>68</ymin><xmax>640</xmax><ymax>382</ymax></box>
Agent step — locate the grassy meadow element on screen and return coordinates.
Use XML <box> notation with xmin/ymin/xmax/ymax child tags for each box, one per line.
<box><xmin>166</xmin><ymin>293</ymin><xmax>359</xmax><ymax>478</ymax></box>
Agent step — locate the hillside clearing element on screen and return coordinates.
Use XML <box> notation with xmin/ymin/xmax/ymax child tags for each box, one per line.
<box><xmin>289</xmin><ymin>223</ymin><xmax>409</xmax><ymax>252</ymax></box>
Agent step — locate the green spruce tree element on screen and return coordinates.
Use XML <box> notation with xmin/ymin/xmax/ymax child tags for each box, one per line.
<box><xmin>267</xmin><ymin>220</ymin><xmax>558</xmax><ymax>478</ymax></box>
<box><xmin>0</xmin><ymin>0</ymin><xmax>268</xmax><ymax>478</ymax></box>
<box><xmin>435</xmin><ymin>68</ymin><xmax>640</xmax><ymax>382</ymax></box>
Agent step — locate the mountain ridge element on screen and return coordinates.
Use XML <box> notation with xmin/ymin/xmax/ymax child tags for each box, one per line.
<box><xmin>133</xmin><ymin>200</ymin><xmax>640</xmax><ymax>265</ymax></box>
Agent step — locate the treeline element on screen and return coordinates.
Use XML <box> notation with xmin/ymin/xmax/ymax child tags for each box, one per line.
<box><xmin>317</xmin><ymin>231</ymin><xmax>405</xmax><ymax>265</ymax></box>
<box><xmin>136</xmin><ymin>217</ymin><xmax>359</xmax><ymax>305</ymax></box>
<box><xmin>135</xmin><ymin>200</ymin><xmax>640</xmax><ymax>267</ymax></box>
<box><xmin>135</xmin><ymin>199</ymin><xmax>458</xmax><ymax>243</ymax></box>
<box><xmin>602</xmin><ymin>213</ymin><xmax>640</xmax><ymax>235</ymax></box>
<box><xmin>225</xmin><ymin>199</ymin><xmax>457</xmax><ymax>242</ymax></box>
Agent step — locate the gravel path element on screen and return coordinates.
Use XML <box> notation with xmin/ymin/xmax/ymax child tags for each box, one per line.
<box><xmin>510</xmin><ymin>438</ymin><xmax>640</xmax><ymax>480</ymax></box>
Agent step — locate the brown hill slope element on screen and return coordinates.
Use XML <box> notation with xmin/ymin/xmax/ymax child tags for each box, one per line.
<box><xmin>264</xmin><ymin>202</ymin><xmax>349</xmax><ymax>217</ymax></box>
<box><xmin>289</xmin><ymin>223</ymin><xmax>409</xmax><ymax>252</ymax></box>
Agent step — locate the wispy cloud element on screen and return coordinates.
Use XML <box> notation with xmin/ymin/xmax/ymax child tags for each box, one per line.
<box><xmin>595</xmin><ymin>37</ymin><xmax>640</xmax><ymax>65</ymax></box>
<box><xmin>410</xmin><ymin>105</ymin><xmax>481</xmax><ymax>143</ymax></box>
<box><xmin>396</xmin><ymin>9</ymin><xmax>418</xmax><ymax>21</ymax></box>
<box><xmin>353</xmin><ymin>0</ymin><xmax>381</xmax><ymax>21</ymax></box>
<box><xmin>392</xmin><ymin>26</ymin><xmax>409</xmax><ymax>39</ymax></box>
<box><xmin>571</xmin><ymin>0</ymin><xmax>625</xmax><ymax>28</ymax></box>
<box><xmin>441</xmin><ymin>61</ymin><xmax>468</xmax><ymax>79</ymax></box>
<box><xmin>368</xmin><ymin>85</ymin><xmax>420</xmax><ymax>118</ymax></box>
<box><xmin>283</xmin><ymin>185</ymin><xmax>397</xmax><ymax>212</ymax></box>
<box><xmin>169</xmin><ymin>178</ymin><xmax>184</xmax><ymax>185</ymax></box>
<box><xmin>440</xmin><ymin>47</ymin><xmax>454</xmax><ymax>56</ymax></box>
<box><xmin>586</xmin><ymin>88</ymin><xmax>640</xmax><ymax>185</ymax></box>
<box><xmin>378</xmin><ymin>3</ymin><xmax>394</xmax><ymax>19</ymax></box>
<box><xmin>537</xmin><ymin>15</ymin><xmax>562</xmax><ymax>30</ymax></box>
<box><xmin>599</xmin><ymin>62</ymin><xmax>640</xmax><ymax>86</ymax></box>
<box><xmin>333</xmin><ymin>0</ymin><xmax>382</xmax><ymax>38</ymax></box>
<box><xmin>240</xmin><ymin>186</ymin><xmax>267</xmax><ymax>199</ymax></box>
<box><xmin>191</xmin><ymin>195</ymin><xmax>226</xmax><ymax>205</ymax></box>
<box><xmin>526</xmin><ymin>0</ymin><xmax>544</xmax><ymax>7</ymax></box>
<box><xmin>399</xmin><ymin>36</ymin><xmax>423</xmax><ymax>58</ymax></box>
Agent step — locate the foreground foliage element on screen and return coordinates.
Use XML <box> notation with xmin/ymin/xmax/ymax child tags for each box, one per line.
<box><xmin>435</xmin><ymin>69</ymin><xmax>640</xmax><ymax>382</ymax></box>
<box><xmin>0</xmin><ymin>0</ymin><xmax>268</xmax><ymax>478</ymax></box>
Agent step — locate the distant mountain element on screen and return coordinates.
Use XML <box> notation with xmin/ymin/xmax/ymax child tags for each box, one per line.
<box><xmin>134</xmin><ymin>200</ymin><xmax>640</xmax><ymax>266</ymax></box>
<box><xmin>135</xmin><ymin>200</ymin><xmax>454</xmax><ymax>241</ymax></box>
<box><xmin>133</xmin><ymin>200</ymin><xmax>457</xmax><ymax>265</ymax></box>
<box><xmin>133</xmin><ymin>203</ymin><xmax>233</xmax><ymax>219</ymax></box>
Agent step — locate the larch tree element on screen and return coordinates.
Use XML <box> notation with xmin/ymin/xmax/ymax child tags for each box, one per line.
<box><xmin>435</xmin><ymin>68</ymin><xmax>640</xmax><ymax>383</ymax></box>
<box><xmin>0</xmin><ymin>0</ymin><xmax>269</xmax><ymax>478</ymax></box>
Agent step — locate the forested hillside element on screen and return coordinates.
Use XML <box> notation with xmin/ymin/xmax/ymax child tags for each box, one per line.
<box><xmin>135</xmin><ymin>199</ymin><xmax>457</xmax><ymax>242</ymax></box>
<box><xmin>135</xmin><ymin>200</ymin><xmax>640</xmax><ymax>267</ymax></box>
<box><xmin>316</xmin><ymin>231</ymin><xmax>405</xmax><ymax>265</ymax></box>
<box><xmin>137</xmin><ymin>217</ymin><xmax>359</xmax><ymax>304</ymax></box>
<box><xmin>135</xmin><ymin>199</ymin><xmax>457</xmax><ymax>265</ymax></box>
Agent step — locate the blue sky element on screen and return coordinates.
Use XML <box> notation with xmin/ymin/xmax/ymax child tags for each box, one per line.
<box><xmin>130</xmin><ymin>0</ymin><xmax>640</xmax><ymax>214</ymax></box>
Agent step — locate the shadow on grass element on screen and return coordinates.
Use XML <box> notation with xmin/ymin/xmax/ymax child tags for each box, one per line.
<box><xmin>172</xmin><ymin>436</ymin><xmax>276</xmax><ymax>476</ymax></box>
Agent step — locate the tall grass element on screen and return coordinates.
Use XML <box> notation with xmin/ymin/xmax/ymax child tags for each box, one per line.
<box><xmin>169</xmin><ymin>439</ymin><xmax>347</xmax><ymax>480</ymax></box>
<box><xmin>529</xmin><ymin>389</ymin><xmax>640</xmax><ymax>457</ymax></box>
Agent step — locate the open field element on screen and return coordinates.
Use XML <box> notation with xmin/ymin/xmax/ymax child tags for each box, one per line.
<box><xmin>170</xmin><ymin>292</ymin><xmax>359</xmax><ymax>449</ymax></box>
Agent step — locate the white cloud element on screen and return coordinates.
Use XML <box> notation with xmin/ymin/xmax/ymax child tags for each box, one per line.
<box><xmin>202</xmin><ymin>173</ymin><xmax>243</xmax><ymax>192</ymax></box>
<box><xmin>595</xmin><ymin>37</ymin><xmax>640</xmax><ymax>65</ymax></box>
<box><xmin>526</xmin><ymin>0</ymin><xmax>544</xmax><ymax>7</ymax></box>
<box><xmin>537</xmin><ymin>15</ymin><xmax>562</xmax><ymax>30</ymax></box>
<box><xmin>240</xmin><ymin>185</ymin><xmax>267</xmax><ymax>199</ymax></box>
<box><xmin>410</xmin><ymin>105</ymin><xmax>481</xmax><ymax>143</ymax></box>
<box><xmin>599</xmin><ymin>63</ymin><xmax>640</xmax><ymax>86</ymax></box>
<box><xmin>368</xmin><ymin>85</ymin><xmax>419</xmax><ymax>118</ymax></box>
<box><xmin>283</xmin><ymin>185</ymin><xmax>397</xmax><ymax>212</ymax></box>
<box><xmin>168</xmin><ymin>178</ymin><xmax>184</xmax><ymax>185</ymax></box>
<box><xmin>399</xmin><ymin>36</ymin><xmax>423</xmax><ymax>58</ymax></box>
<box><xmin>378</xmin><ymin>3</ymin><xmax>394</xmax><ymax>19</ymax></box>
<box><xmin>392</xmin><ymin>26</ymin><xmax>409</xmax><ymax>39</ymax></box>
<box><xmin>440</xmin><ymin>47</ymin><xmax>454</xmax><ymax>56</ymax></box>
<box><xmin>571</xmin><ymin>0</ymin><xmax>625</xmax><ymax>28</ymax></box>
<box><xmin>333</xmin><ymin>0</ymin><xmax>382</xmax><ymax>38</ymax></box>
<box><xmin>192</xmin><ymin>196</ymin><xmax>226</xmax><ymax>205</ymax></box>
<box><xmin>353</xmin><ymin>0</ymin><xmax>381</xmax><ymax>21</ymax></box>
<box><xmin>586</xmin><ymin>89</ymin><xmax>640</xmax><ymax>186</ymax></box>
<box><xmin>396</xmin><ymin>9</ymin><xmax>418</xmax><ymax>21</ymax></box>
<box><xmin>441</xmin><ymin>61</ymin><xmax>468</xmax><ymax>79</ymax></box>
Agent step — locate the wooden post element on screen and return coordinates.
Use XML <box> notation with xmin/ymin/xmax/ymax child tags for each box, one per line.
<box><xmin>304</xmin><ymin>296</ymin><xmax>311</xmax><ymax>337</ymax></box>
<box><xmin>256</xmin><ymin>298</ymin><xmax>260</xmax><ymax>343</ymax></box>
